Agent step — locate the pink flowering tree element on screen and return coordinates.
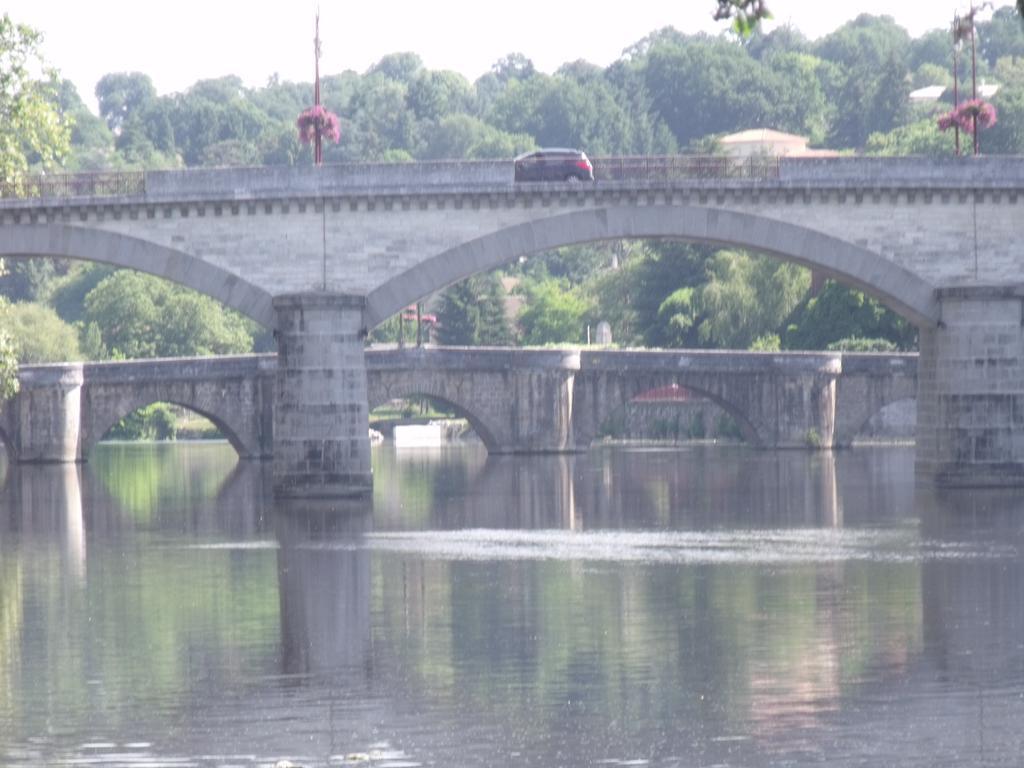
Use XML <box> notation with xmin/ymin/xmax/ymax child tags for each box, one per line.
<box><xmin>296</xmin><ymin>104</ymin><xmax>341</xmax><ymax>146</ymax></box>
<box><xmin>937</xmin><ymin>99</ymin><xmax>997</xmax><ymax>136</ymax></box>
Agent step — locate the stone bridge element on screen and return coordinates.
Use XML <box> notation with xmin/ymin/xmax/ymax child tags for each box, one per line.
<box><xmin>0</xmin><ymin>348</ymin><xmax>917</xmax><ymax>463</ymax></box>
<box><xmin>1</xmin><ymin>157</ymin><xmax>1021</xmax><ymax>491</ymax></box>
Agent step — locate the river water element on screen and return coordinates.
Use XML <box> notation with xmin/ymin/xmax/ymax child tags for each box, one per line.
<box><xmin>0</xmin><ymin>442</ymin><xmax>1022</xmax><ymax>767</ymax></box>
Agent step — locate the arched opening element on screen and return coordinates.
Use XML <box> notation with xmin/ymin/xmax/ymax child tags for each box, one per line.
<box><xmin>851</xmin><ymin>397</ymin><xmax>917</xmax><ymax>445</ymax></box>
<box><xmin>622</xmin><ymin>383</ymin><xmax>749</xmax><ymax>444</ymax></box>
<box><xmin>87</xmin><ymin>400</ymin><xmax>252</xmax><ymax>460</ymax></box>
<box><xmin>0</xmin><ymin>255</ymin><xmax>274</xmax><ymax>365</ymax></box>
<box><xmin>597</xmin><ymin>382</ymin><xmax>759</xmax><ymax>446</ymax></box>
<box><xmin>1</xmin><ymin>224</ymin><xmax>275</xmax><ymax>328</ymax></box>
<box><xmin>365</xmin><ymin>206</ymin><xmax>939</xmax><ymax>332</ymax></box>
<box><xmin>368</xmin><ymin>392</ymin><xmax>499</xmax><ymax>453</ymax></box>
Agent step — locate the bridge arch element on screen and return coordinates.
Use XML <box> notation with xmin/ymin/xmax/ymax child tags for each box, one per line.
<box><xmin>368</xmin><ymin>387</ymin><xmax>501</xmax><ymax>453</ymax></box>
<box><xmin>2</xmin><ymin>223</ymin><xmax>276</xmax><ymax>328</ymax></box>
<box><xmin>82</xmin><ymin>398</ymin><xmax>258</xmax><ymax>461</ymax></box>
<box><xmin>846</xmin><ymin>396</ymin><xmax>917</xmax><ymax>445</ymax></box>
<box><xmin>593</xmin><ymin>379</ymin><xmax>764</xmax><ymax>447</ymax></box>
<box><xmin>365</xmin><ymin>205</ymin><xmax>940</xmax><ymax>329</ymax></box>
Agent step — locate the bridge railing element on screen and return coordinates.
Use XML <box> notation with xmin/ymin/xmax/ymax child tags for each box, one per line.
<box><xmin>592</xmin><ymin>155</ymin><xmax>780</xmax><ymax>181</ymax></box>
<box><xmin>1</xmin><ymin>155</ymin><xmax>785</xmax><ymax>200</ymax></box>
<box><xmin>0</xmin><ymin>171</ymin><xmax>146</xmax><ymax>200</ymax></box>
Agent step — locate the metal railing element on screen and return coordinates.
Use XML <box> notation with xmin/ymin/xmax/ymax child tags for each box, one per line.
<box><xmin>0</xmin><ymin>171</ymin><xmax>146</xmax><ymax>200</ymax></box>
<box><xmin>592</xmin><ymin>155</ymin><xmax>780</xmax><ymax>181</ymax></box>
<box><xmin>0</xmin><ymin>155</ymin><xmax>783</xmax><ymax>201</ymax></box>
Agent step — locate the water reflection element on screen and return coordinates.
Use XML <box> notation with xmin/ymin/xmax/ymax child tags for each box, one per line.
<box><xmin>0</xmin><ymin>462</ymin><xmax>87</xmax><ymax>582</ymax></box>
<box><xmin>1</xmin><ymin>443</ymin><xmax>1023</xmax><ymax>767</ymax></box>
<box><xmin>918</xmin><ymin>488</ymin><xmax>1024</xmax><ymax>680</ymax></box>
<box><xmin>275</xmin><ymin>499</ymin><xmax>373</xmax><ymax>676</ymax></box>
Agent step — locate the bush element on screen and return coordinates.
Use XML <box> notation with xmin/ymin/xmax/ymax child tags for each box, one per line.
<box><xmin>7</xmin><ymin>302</ymin><xmax>82</xmax><ymax>363</ymax></box>
<box><xmin>716</xmin><ymin>412</ymin><xmax>744</xmax><ymax>441</ymax></box>
<box><xmin>825</xmin><ymin>337</ymin><xmax>898</xmax><ymax>352</ymax></box>
<box><xmin>107</xmin><ymin>403</ymin><xmax>178</xmax><ymax>441</ymax></box>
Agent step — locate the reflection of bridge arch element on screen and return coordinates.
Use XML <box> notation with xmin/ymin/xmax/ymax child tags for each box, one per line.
<box><xmin>366</xmin><ymin>206</ymin><xmax>939</xmax><ymax>329</ymax></box>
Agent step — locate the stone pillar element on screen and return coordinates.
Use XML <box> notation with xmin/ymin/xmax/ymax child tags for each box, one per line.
<box><xmin>916</xmin><ymin>287</ymin><xmax>1024</xmax><ymax>487</ymax></box>
<box><xmin>15</xmin><ymin>363</ymin><xmax>84</xmax><ymax>462</ymax></box>
<box><xmin>273</xmin><ymin>293</ymin><xmax>372</xmax><ymax>497</ymax></box>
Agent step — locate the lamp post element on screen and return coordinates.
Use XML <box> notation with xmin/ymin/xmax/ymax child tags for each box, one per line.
<box><xmin>313</xmin><ymin>10</ymin><xmax>323</xmax><ymax>165</ymax></box>
<box><xmin>952</xmin><ymin>13</ymin><xmax>961</xmax><ymax>156</ymax></box>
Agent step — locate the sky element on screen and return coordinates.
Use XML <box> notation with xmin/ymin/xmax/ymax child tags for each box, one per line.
<box><xmin>4</xmin><ymin>0</ymin><xmax>1005</xmax><ymax>113</ymax></box>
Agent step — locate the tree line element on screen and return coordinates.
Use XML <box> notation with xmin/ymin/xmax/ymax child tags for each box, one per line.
<box><xmin>2</xmin><ymin>7</ymin><xmax>1024</xmax><ymax>378</ymax></box>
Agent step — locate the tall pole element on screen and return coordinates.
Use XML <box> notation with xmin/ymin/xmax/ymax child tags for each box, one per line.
<box><xmin>314</xmin><ymin>9</ymin><xmax>323</xmax><ymax>165</ymax></box>
<box><xmin>970</xmin><ymin>2</ymin><xmax>980</xmax><ymax>154</ymax></box>
<box><xmin>953</xmin><ymin>15</ymin><xmax>961</xmax><ymax>156</ymax></box>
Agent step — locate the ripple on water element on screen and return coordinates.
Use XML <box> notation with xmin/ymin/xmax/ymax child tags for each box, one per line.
<box><xmin>292</xmin><ymin>527</ymin><xmax>1019</xmax><ymax>565</ymax></box>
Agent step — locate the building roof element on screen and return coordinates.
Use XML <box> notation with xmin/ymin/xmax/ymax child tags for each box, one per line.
<box><xmin>719</xmin><ymin>128</ymin><xmax>809</xmax><ymax>145</ymax></box>
<box><xmin>633</xmin><ymin>384</ymin><xmax>695</xmax><ymax>402</ymax></box>
<box><xmin>909</xmin><ymin>83</ymin><xmax>1001</xmax><ymax>102</ymax></box>
<box><xmin>909</xmin><ymin>85</ymin><xmax>948</xmax><ymax>101</ymax></box>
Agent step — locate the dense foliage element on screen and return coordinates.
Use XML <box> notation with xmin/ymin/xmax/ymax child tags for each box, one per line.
<box><xmin>0</xmin><ymin>14</ymin><xmax>71</xmax><ymax>182</ymax></box>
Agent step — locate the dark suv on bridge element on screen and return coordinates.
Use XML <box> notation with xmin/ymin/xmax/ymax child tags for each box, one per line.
<box><xmin>514</xmin><ymin>148</ymin><xmax>594</xmax><ymax>182</ymax></box>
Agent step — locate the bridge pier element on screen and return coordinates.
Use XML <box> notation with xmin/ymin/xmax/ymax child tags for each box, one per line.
<box><xmin>917</xmin><ymin>287</ymin><xmax>1024</xmax><ymax>486</ymax></box>
<box><xmin>8</xmin><ymin>364</ymin><xmax>84</xmax><ymax>462</ymax></box>
<box><xmin>272</xmin><ymin>294</ymin><xmax>372</xmax><ymax>497</ymax></box>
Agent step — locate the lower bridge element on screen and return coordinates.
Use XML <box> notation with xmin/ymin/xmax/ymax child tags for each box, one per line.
<box><xmin>0</xmin><ymin>347</ymin><xmax>917</xmax><ymax>462</ymax></box>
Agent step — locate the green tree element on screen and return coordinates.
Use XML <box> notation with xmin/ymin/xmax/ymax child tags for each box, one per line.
<box><xmin>816</xmin><ymin>15</ymin><xmax>912</xmax><ymax>148</ymax></box>
<box><xmin>435</xmin><ymin>273</ymin><xmax>512</xmax><ymax>346</ymax></box>
<box><xmin>865</xmin><ymin>118</ymin><xmax>954</xmax><ymax>156</ymax></box>
<box><xmin>5</xmin><ymin>302</ymin><xmax>81</xmax><ymax>363</ymax></box>
<box><xmin>0</xmin><ymin>257</ymin><xmax>64</xmax><ymax>303</ymax></box>
<box><xmin>643</xmin><ymin>36</ymin><xmax>778</xmax><ymax>148</ymax></box>
<box><xmin>783</xmin><ymin>280</ymin><xmax>917</xmax><ymax>350</ymax></box>
<box><xmin>369</xmin><ymin>52</ymin><xmax>424</xmax><ymax>84</ymax></box>
<box><xmin>978</xmin><ymin>6</ymin><xmax>1024</xmax><ymax>68</ymax></box>
<box><xmin>407</xmin><ymin>70</ymin><xmax>474</xmax><ymax>122</ymax></box>
<box><xmin>696</xmin><ymin>250</ymin><xmax>810</xmax><ymax>349</ymax></box>
<box><xmin>95</xmin><ymin>71</ymin><xmax>157</xmax><ymax>135</ymax></box>
<box><xmin>516</xmin><ymin>244</ymin><xmax>616</xmax><ymax>287</ymax></box>
<box><xmin>58</xmin><ymin>79</ymin><xmax>117</xmax><ymax>171</ymax></box>
<box><xmin>744</xmin><ymin>25</ymin><xmax>811</xmax><ymax>60</ymax></box>
<box><xmin>517</xmin><ymin>279</ymin><xmax>591</xmax><ymax>346</ymax></box>
<box><xmin>0</xmin><ymin>298</ymin><xmax>18</xmax><ymax>401</ymax></box>
<box><xmin>49</xmin><ymin>262</ymin><xmax>115</xmax><ymax>325</ymax></box>
<box><xmin>909</xmin><ymin>29</ymin><xmax>953</xmax><ymax>73</ymax></box>
<box><xmin>981</xmin><ymin>57</ymin><xmax>1024</xmax><ymax>153</ymax></box>
<box><xmin>656</xmin><ymin>286</ymin><xmax>701</xmax><ymax>348</ymax></box>
<box><xmin>420</xmin><ymin>113</ymin><xmax>533</xmax><ymax>160</ymax></box>
<box><xmin>344</xmin><ymin>75</ymin><xmax>418</xmax><ymax>159</ymax></box>
<box><xmin>82</xmin><ymin>271</ymin><xmax>255</xmax><ymax>359</ymax></box>
<box><xmin>0</xmin><ymin>14</ymin><xmax>72</xmax><ymax>183</ymax></box>
<box><xmin>165</xmin><ymin>78</ymin><xmax>270</xmax><ymax>167</ymax></box>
